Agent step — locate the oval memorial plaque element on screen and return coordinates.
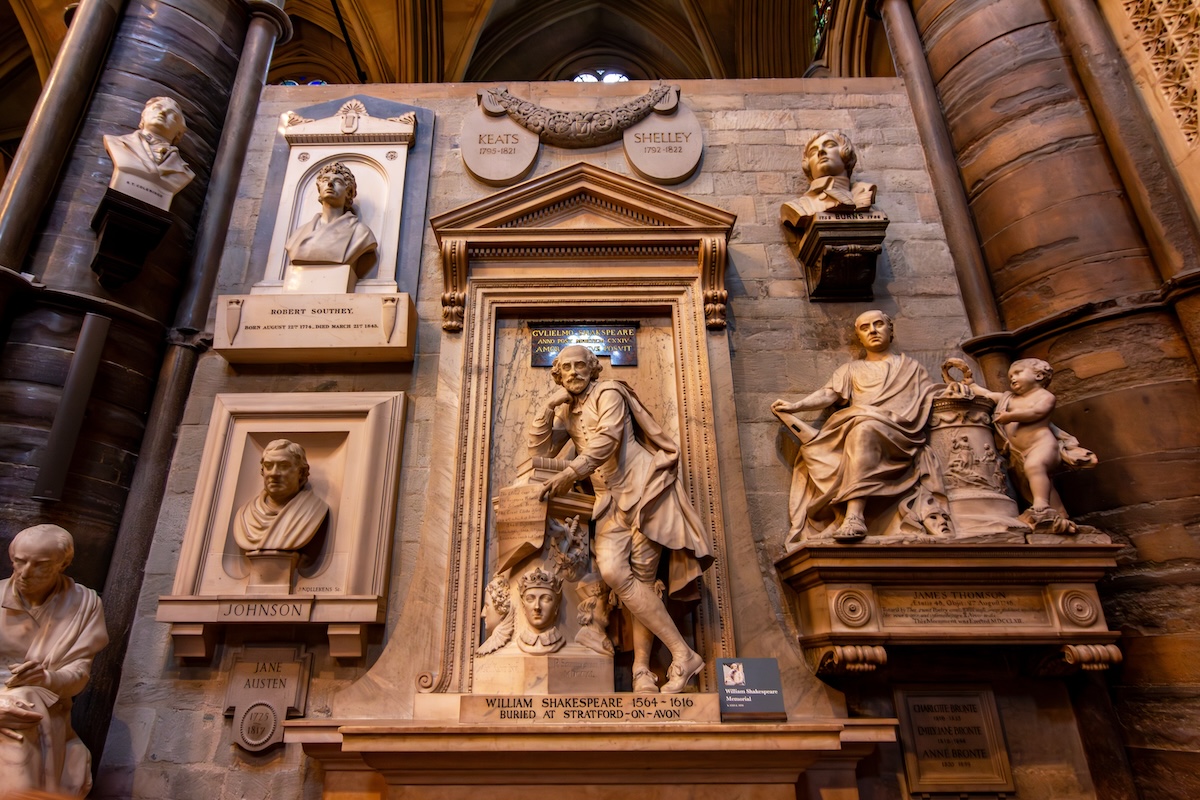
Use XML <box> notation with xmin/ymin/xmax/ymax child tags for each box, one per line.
<box><xmin>623</xmin><ymin>103</ymin><xmax>703</xmax><ymax>184</ymax></box>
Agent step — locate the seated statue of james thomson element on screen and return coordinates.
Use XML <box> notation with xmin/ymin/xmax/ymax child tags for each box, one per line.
<box><xmin>234</xmin><ymin>439</ymin><xmax>329</xmax><ymax>553</ymax></box>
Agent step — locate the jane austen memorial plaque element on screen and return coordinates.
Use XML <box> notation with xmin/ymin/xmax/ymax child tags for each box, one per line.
<box><xmin>877</xmin><ymin>587</ymin><xmax>1051</xmax><ymax>628</ymax></box>
<box><xmin>529</xmin><ymin>323</ymin><xmax>639</xmax><ymax>366</ymax></box>
<box><xmin>894</xmin><ymin>686</ymin><xmax>1014</xmax><ymax>794</ymax></box>
<box><xmin>460</xmin><ymin>694</ymin><xmax>718</xmax><ymax>724</ymax></box>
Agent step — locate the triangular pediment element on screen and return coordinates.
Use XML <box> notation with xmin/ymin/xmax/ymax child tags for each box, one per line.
<box><xmin>433</xmin><ymin>162</ymin><xmax>737</xmax><ymax>333</ymax></box>
<box><xmin>430</xmin><ymin>162</ymin><xmax>736</xmax><ymax>235</ymax></box>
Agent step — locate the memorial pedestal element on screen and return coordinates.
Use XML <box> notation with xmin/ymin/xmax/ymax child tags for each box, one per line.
<box><xmin>775</xmin><ymin>543</ymin><xmax>1122</xmax><ymax>677</ymax></box>
<box><xmin>90</xmin><ymin>188</ymin><xmax>174</xmax><ymax>288</ymax></box>
<box><xmin>790</xmin><ymin>210</ymin><xmax>888</xmax><ymax>302</ymax></box>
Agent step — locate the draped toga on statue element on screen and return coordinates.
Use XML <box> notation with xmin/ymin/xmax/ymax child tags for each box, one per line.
<box><xmin>788</xmin><ymin>353</ymin><xmax>948</xmax><ymax>542</ymax></box>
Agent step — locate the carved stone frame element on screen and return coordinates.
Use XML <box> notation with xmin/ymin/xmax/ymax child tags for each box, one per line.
<box><xmin>425</xmin><ymin>163</ymin><xmax>737</xmax><ymax>693</ymax></box>
<box><xmin>157</xmin><ymin>391</ymin><xmax>407</xmax><ymax>658</ymax></box>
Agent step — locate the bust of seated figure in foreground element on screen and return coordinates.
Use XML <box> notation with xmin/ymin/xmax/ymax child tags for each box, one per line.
<box><xmin>0</xmin><ymin>524</ymin><xmax>107</xmax><ymax>797</ymax></box>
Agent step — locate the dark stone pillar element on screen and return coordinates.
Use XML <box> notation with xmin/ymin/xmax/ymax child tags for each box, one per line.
<box><xmin>0</xmin><ymin>0</ymin><xmax>252</xmax><ymax>766</ymax></box>
<box><xmin>893</xmin><ymin>0</ymin><xmax>1200</xmax><ymax>794</ymax></box>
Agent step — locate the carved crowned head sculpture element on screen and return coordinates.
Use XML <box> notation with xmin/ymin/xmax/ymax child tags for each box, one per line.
<box><xmin>517</xmin><ymin>565</ymin><xmax>563</xmax><ymax>634</ymax></box>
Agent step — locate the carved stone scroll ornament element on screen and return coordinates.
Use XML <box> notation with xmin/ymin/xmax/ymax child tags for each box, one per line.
<box><xmin>1036</xmin><ymin>643</ymin><xmax>1123</xmax><ymax>676</ymax></box>
<box><xmin>480</xmin><ymin>84</ymin><xmax>677</xmax><ymax>148</ymax></box>
<box><xmin>809</xmin><ymin>644</ymin><xmax>887</xmax><ymax>676</ymax></box>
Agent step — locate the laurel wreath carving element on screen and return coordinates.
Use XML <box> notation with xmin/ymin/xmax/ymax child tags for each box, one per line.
<box><xmin>481</xmin><ymin>84</ymin><xmax>677</xmax><ymax>148</ymax></box>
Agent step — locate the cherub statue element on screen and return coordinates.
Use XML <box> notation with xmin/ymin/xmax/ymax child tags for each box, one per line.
<box><xmin>969</xmin><ymin>358</ymin><xmax>1097</xmax><ymax>533</ymax></box>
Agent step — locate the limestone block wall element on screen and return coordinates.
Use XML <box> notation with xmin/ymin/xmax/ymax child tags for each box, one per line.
<box><xmin>94</xmin><ymin>78</ymin><xmax>1077</xmax><ymax>799</ymax></box>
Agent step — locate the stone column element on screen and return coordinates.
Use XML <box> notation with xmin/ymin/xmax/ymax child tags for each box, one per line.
<box><xmin>888</xmin><ymin>0</ymin><xmax>1200</xmax><ymax>793</ymax></box>
<box><xmin>72</xmin><ymin>0</ymin><xmax>290</xmax><ymax>763</ymax></box>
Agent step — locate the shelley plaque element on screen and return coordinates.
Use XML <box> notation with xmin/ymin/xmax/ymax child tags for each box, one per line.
<box><xmin>894</xmin><ymin>685</ymin><xmax>1014</xmax><ymax>795</ymax></box>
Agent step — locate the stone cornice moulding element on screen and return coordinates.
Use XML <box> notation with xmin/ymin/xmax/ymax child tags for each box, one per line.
<box><xmin>283</xmin><ymin>100</ymin><xmax>417</xmax><ymax>146</ymax></box>
<box><xmin>431</xmin><ymin>162</ymin><xmax>736</xmax><ymax>331</ymax></box>
<box><xmin>481</xmin><ymin>83</ymin><xmax>679</xmax><ymax>148</ymax></box>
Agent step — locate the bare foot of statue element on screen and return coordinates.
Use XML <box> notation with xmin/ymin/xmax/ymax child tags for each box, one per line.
<box><xmin>832</xmin><ymin>514</ymin><xmax>868</xmax><ymax>542</ymax></box>
<box><xmin>661</xmin><ymin>649</ymin><xmax>704</xmax><ymax>694</ymax></box>
<box><xmin>633</xmin><ymin>668</ymin><xmax>659</xmax><ymax>694</ymax></box>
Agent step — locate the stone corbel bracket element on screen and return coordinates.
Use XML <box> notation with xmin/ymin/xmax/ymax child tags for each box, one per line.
<box><xmin>432</xmin><ymin>162</ymin><xmax>736</xmax><ymax>332</ymax></box>
<box><xmin>788</xmin><ymin>210</ymin><xmax>889</xmax><ymax>302</ymax></box>
<box><xmin>809</xmin><ymin>644</ymin><xmax>888</xmax><ymax>676</ymax></box>
<box><xmin>481</xmin><ymin>83</ymin><xmax>676</xmax><ymax>148</ymax></box>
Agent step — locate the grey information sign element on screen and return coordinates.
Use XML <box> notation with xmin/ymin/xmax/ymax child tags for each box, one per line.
<box><xmin>530</xmin><ymin>323</ymin><xmax>639</xmax><ymax>366</ymax></box>
<box><xmin>716</xmin><ymin>657</ymin><xmax>787</xmax><ymax>722</ymax></box>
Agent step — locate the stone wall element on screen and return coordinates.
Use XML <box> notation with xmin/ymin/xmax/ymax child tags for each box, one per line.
<box><xmin>95</xmin><ymin>79</ymin><xmax>1087</xmax><ymax>799</ymax></box>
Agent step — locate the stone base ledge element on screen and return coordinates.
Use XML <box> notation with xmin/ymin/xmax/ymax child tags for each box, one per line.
<box><xmin>286</xmin><ymin>716</ymin><xmax>895</xmax><ymax>789</ymax></box>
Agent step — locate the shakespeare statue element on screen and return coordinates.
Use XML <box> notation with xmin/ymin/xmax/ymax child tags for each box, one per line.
<box><xmin>233</xmin><ymin>439</ymin><xmax>329</xmax><ymax>553</ymax></box>
<box><xmin>103</xmin><ymin>96</ymin><xmax>195</xmax><ymax>210</ymax></box>
<box><xmin>0</xmin><ymin>524</ymin><xmax>108</xmax><ymax>796</ymax></box>
<box><xmin>780</xmin><ymin>131</ymin><xmax>876</xmax><ymax>226</ymax></box>
<box><xmin>531</xmin><ymin>345</ymin><xmax>713</xmax><ymax>693</ymax></box>
<box><xmin>968</xmin><ymin>358</ymin><xmax>1098</xmax><ymax>533</ymax></box>
<box><xmin>772</xmin><ymin>310</ymin><xmax>952</xmax><ymax>543</ymax></box>
<box><xmin>284</xmin><ymin>162</ymin><xmax>378</xmax><ymax>278</ymax></box>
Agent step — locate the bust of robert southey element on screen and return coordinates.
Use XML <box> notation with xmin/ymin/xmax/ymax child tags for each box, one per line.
<box><xmin>233</xmin><ymin>439</ymin><xmax>329</xmax><ymax>553</ymax></box>
<box><xmin>284</xmin><ymin>162</ymin><xmax>378</xmax><ymax>278</ymax></box>
<box><xmin>102</xmin><ymin>96</ymin><xmax>195</xmax><ymax>211</ymax></box>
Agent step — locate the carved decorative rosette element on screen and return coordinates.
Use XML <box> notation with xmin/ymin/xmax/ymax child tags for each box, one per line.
<box><xmin>1058</xmin><ymin>589</ymin><xmax>1099</xmax><ymax>627</ymax></box>
<box><xmin>832</xmin><ymin>589</ymin><xmax>872</xmax><ymax>627</ymax></box>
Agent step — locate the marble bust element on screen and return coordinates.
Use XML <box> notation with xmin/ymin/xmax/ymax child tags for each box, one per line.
<box><xmin>477</xmin><ymin>574</ymin><xmax>515</xmax><ymax>655</ymax></box>
<box><xmin>772</xmin><ymin>310</ymin><xmax>952</xmax><ymax>543</ymax></box>
<box><xmin>0</xmin><ymin>524</ymin><xmax>108</xmax><ymax>797</ymax></box>
<box><xmin>780</xmin><ymin>130</ymin><xmax>877</xmax><ymax>227</ymax></box>
<box><xmin>515</xmin><ymin>566</ymin><xmax>564</xmax><ymax>655</ymax></box>
<box><xmin>284</xmin><ymin>162</ymin><xmax>379</xmax><ymax>278</ymax></box>
<box><xmin>233</xmin><ymin>439</ymin><xmax>329</xmax><ymax>553</ymax></box>
<box><xmin>103</xmin><ymin>96</ymin><xmax>195</xmax><ymax>211</ymax></box>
